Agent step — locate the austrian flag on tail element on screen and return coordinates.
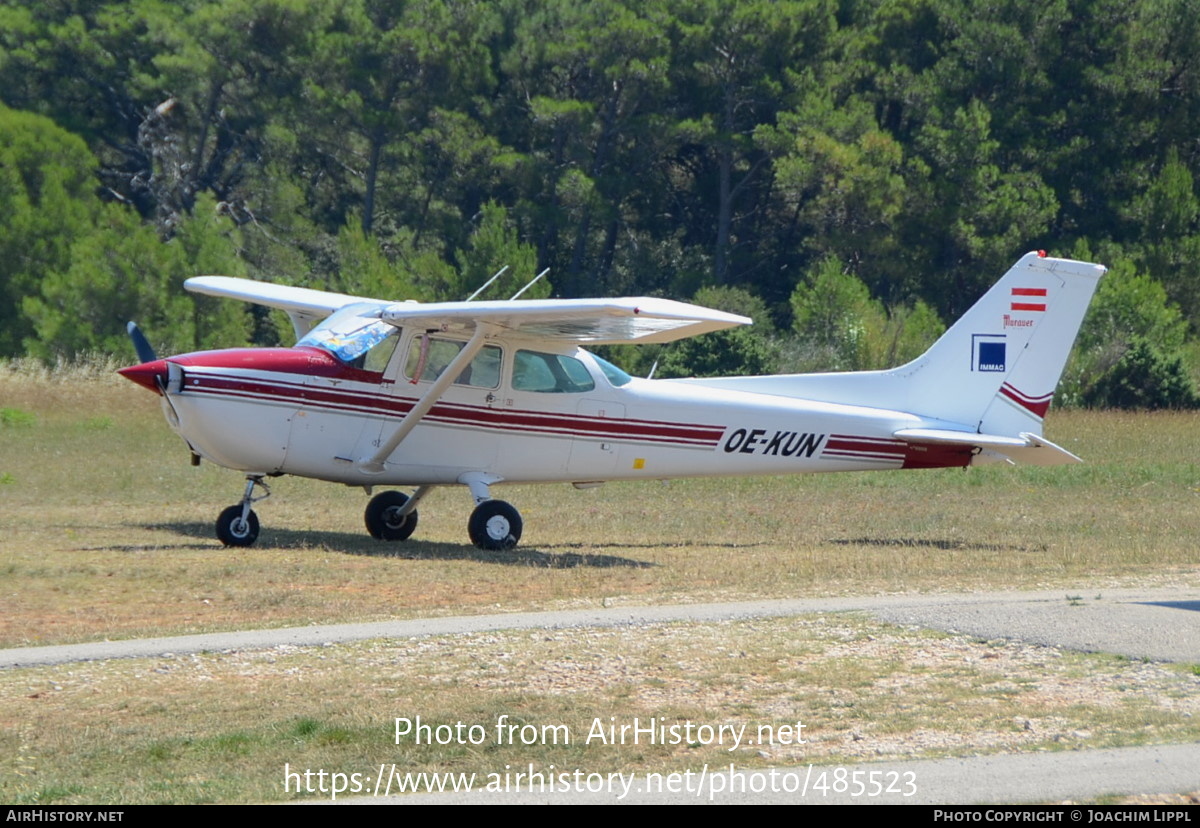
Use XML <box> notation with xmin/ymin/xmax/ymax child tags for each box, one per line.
<box><xmin>1011</xmin><ymin>287</ymin><xmax>1047</xmax><ymax>312</ymax></box>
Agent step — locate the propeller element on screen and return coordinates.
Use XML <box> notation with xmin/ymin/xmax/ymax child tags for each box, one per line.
<box><xmin>126</xmin><ymin>321</ymin><xmax>158</xmax><ymax>364</ymax></box>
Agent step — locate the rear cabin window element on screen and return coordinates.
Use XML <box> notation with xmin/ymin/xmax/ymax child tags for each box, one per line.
<box><xmin>404</xmin><ymin>337</ymin><xmax>502</xmax><ymax>388</ymax></box>
<box><xmin>512</xmin><ymin>350</ymin><xmax>595</xmax><ymax>393</ymax></box>
<box><xmin>589</xmin><ymin>352</ymin><xmax>633</xmax><ymax>387</ymax></box>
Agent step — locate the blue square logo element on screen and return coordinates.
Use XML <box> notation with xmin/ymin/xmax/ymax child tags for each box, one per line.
<box><xmin>977</xmin><ymin>340</ymin><xmax>1005</xmax><ymax>372</ymax></box>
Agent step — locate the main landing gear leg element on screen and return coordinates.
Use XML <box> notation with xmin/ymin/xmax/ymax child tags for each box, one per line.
<box><xmin>364</xmin><ymin>485</ymin><xmax>432</xmax><ymax>541</ymax></box>
<box><xmin>460</xmin><ymin>473</ymin><xmax>522</xmax><ymax>551</ymax></box>
<box><xmin>216</xmin><ymin>475</ymin><xmax>269</xmax><ymax>547</ymax></box>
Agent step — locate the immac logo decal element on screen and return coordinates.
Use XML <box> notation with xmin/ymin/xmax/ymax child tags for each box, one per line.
<box><xmin>972</xmin><ymin>334</ymin><xmax>1006</xmax><ymax>373</ymax></box>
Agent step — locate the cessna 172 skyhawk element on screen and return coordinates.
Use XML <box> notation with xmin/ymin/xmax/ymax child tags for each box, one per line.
<box><xmin>119</xmin><ymin>251</ymin><xmax>1104</xmax><ymax>550</ymax></box>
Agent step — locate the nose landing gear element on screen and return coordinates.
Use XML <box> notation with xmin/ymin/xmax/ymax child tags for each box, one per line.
<box><xmin>216</xmin><ymin>475</ymin><xmax>269</xmax><ymax>547</ymax></box>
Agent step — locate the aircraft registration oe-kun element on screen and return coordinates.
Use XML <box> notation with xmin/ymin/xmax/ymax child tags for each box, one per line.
<box><xmin>119</xmin><ymin>250</ymin><xmax>1105</xmax><ymax>551</ymax></box>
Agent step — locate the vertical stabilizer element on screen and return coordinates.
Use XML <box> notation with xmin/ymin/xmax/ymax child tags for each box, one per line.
<box><xmin>667</xmin><ymin>252</ymin><xmax>1105</xmax><ymax>438</ymax></box>
<box><xmin>901</xmin><ymin>252</ymin><xmax>1105</xmax><ymax>432</ymax></box>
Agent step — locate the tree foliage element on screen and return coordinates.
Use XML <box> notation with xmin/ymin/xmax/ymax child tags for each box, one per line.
<box><xmin>0</xmin><ymin>0</ymin><xmax>1198</xmax><ymax>406</ymax></box>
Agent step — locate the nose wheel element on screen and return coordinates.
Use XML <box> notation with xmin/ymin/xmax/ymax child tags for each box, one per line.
<box><xmin>215</xmin><ymin>476</ymin><xmax>269</xmax><ymax>547</ymax></box>
<box><xmin>216</xmin><ymin>504</ymin><xmax>259</xmax><ymax>547</ymax></box>
<box><xmin>468</xmin><ymin>500</ymin><xmax>522</xmax><ymax>550</ymax></box>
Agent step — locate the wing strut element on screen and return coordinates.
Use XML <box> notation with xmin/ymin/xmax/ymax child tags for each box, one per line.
<box><xmin>356</xmin><ymin>323</ymin><xmax>493</xmax><ymax>474</ymax></box>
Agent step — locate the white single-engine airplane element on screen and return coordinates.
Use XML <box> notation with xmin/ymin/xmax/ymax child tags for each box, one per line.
<box><xmin>119</xmin><ymin>251</ymin><xmax>1104</xmax><ymax>550</ymax></box>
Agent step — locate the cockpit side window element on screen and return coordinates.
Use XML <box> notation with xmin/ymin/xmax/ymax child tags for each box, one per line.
<box><xmin>404</xmin><ymin>336</ymin><xmax>503</xmax><ymax>388</ymax></box>
<box><xmin>361</xmin><ymin>330</ymin><xmax>400</xmax><ymax>373</ymax></box>
<box><xmin>512</xmin><ymin>350</ymin><xmax>596</xmax><ymax>393</ymax></box>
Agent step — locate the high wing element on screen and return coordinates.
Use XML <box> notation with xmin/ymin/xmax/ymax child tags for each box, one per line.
<box><xmin>186</xmin><ymin>276</ymin><xmax>751</xmax><ymax>345</ymax></box>
<box><xmin>379</xmin><ymin>297</ymin><xmax>749</xmax><ymax>344</ymax></box>
<box><xmin>185</xmin><ymin>276</ymin><xmax>387</xmax><ymax>338</ymax></box>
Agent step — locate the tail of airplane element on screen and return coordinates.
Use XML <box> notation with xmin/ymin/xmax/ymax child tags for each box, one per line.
<box><xmin>678</xmin><ymin>252</ymin><xmax>1106</xmax><ymax>458</ymax></box>
<box><xmin>896</xmin><ymin>251</ymin><xmax>1105</xmax><ymax>434</ymax></box>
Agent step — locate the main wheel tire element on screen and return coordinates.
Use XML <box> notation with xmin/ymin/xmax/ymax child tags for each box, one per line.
<box><xmin>365</xmin><ymin>490</ymin><xmax>418</xmax><ymax>541</ymax></box>
<box><xmin>216</xmin><ymin>504</ymin><xmax>259</xmax><ymax>547</ymax></box>
<box><xmin>468</xmin><ymin>500</ymin><xmax>522</xmax><ymax>550</ymax></box>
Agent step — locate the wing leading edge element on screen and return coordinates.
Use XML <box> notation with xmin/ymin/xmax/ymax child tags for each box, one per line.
<box><xmin>185</xmin><ymin>277</ymin><xmax>750</xmax><ymax>345</ymax></box>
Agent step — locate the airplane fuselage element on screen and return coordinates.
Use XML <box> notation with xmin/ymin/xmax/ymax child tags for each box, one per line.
<box><xmin>118</xmin><ymin>252</ymin><xmax>1105</xmax><ymax>548</ymax></box>
<box><xmin>133</xmin><ymin>339</ymin><xmax>972</xmax><ymax>493</ymax></box>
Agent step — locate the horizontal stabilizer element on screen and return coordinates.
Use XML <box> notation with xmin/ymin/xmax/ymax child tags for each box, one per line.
<box><xmin>894</xmin><ymin>428</ymin><xmax>1082</xmax><ymax>466</ymax></box>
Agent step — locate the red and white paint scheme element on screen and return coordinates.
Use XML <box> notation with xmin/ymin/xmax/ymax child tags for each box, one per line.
<box><xmin>119</xmin><ymin>251</ymin><xmax>1105</xmax><ymax>550</ymax></box>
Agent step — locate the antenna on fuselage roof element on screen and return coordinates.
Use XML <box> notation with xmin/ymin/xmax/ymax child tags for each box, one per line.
<box><xmin>509</xmin><ymin>267</ymin><xmax>550</xmax><ymax>300</ymax></box>
<box><xmin>465</xmin><ymin>265</ymin><xmax>509</xmax><ymax>301</ymax></box>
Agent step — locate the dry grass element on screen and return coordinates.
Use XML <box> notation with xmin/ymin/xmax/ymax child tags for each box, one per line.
<box><xmin>2</xmin><ymin>367</ymin><xmax>1198</xmax><ymax>647</ymax></box>
<box><xmin>3</xmin><ymin>366</ymin><xmax>1200</xmax><ymax>804</ymax></box>
<box><xmin>3</xmin><ymin>614</ymin><xmax>1199</xmax><ymax>804</ymax></box>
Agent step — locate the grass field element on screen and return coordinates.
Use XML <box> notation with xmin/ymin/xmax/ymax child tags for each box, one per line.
<box><xmin>2</xmin><ymin>365</ymin><xmax>1198</xmax><ymax>803</ymax></box>
<box><xmin>2</xmin><ymin>364</ymin><xmax>1197</xmax><ymax>647</ymax></box>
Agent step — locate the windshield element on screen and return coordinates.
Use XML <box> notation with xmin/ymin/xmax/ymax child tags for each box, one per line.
<box><xmin>297</xmin><ymin>303</ymin><xmax>396</xmax><ymax>368</ymax></box>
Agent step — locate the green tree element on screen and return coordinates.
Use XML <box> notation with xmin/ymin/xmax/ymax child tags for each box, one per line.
<box><xmin>761</xmin><ymin>89</ymin><xmax>907</xmax><ymax>303</ymax></box>
<box><xmin>1123</xmin><ymin>148</ymin><xmax>1200</xmax><ymax>325</ymax></box>
<box><xmin>455</xmin><ymin>201</ymin><xmax>546</xmax><ymax>300</ymax></box>
<box><xmin>790</xmin><ymin>256</ymin><xmax>882</xmax><ymax>370</ymax></box>
<box><xmin>0</xmin><ymin>104</ymin><xmax>105</xmax><ymax>356</ymax></box>
<box><xmin>24</xmin><ymin>205</ymin><xmax>189</xmax><ymax>358</ymax></box>
<box><xmin>300</xmin><ymin>0</ymin><xmax>499</xmax><ymax>238</ymax></box>
<box><xmin>24</xmin><ymin>193</ymin><xmax>251</xmax><ymax>359</ymax></box>
<box><xmin>501</xmin><ymin>0</ymin><xmax>673</xmax><ymax>295</ymax></box>
<box><xmin>871</xmin><ymin>299</ymin><xmax>945</xmax><ymax>368</ymax></box>
<box><xmin>908</xmin><ymin>100</ymin><xmax>1058</xmax><ymax>314</ymax></box>
<box><xmin>1063</xmin><ymin>255</ymin><xmax>1196</xmax><ymax>408</ymax></box>
<box><xmin>334</xmin><ymin>219</ymin><xmax>449</xmax><ymax>303</ymax></box>
<box><xmin>1082</xmin><ymin>337</ymin><xmax>1199</xmax><ymax>409</ymax></box>
<box><xmin>656</xmin><ymin>286</ymin><xmax>774</xmax><ymax>378</ymax></box>
<box><xmin>671</xmin><ymin>0</ymin><xmax>836</xmax><ymax>285</ymax></box>
<box><xmin>787</xmin><ymin>256</ymin><xmax>944</xmax><ymax>371</ymax></box>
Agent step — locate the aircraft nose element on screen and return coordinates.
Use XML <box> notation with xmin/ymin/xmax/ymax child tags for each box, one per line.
<box><xmin>118</xmin><ymin>359</ymin><xmax>169</xmax><ymax>394</ymax></box>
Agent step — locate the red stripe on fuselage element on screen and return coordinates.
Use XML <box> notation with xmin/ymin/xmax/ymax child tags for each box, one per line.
<box><xmin>822</xmin><ymin>434</ymin><xmax>907</xmax><ymax>464</ymax></box>
<box><xmin>824</xmin><ymin>434</ymin><xmax>972</xmax><ymax>469</ymax></box>
<box><xmin>183</xmin><ymin>368</ymin><xmax>725</xmax><ymax>447</ymax></box>
<box><xmin>901</xmin><ymin>443</ymin><xmax>974</xmax><ymax>469</ymax></box>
